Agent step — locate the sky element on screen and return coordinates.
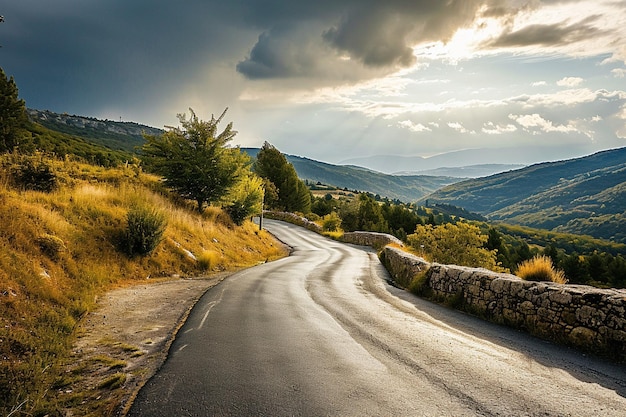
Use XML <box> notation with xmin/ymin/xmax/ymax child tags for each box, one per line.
<box><xmin>1</xmin><ymin>0</ymin><xmax>626</xmax><ymax>169</ymax></box>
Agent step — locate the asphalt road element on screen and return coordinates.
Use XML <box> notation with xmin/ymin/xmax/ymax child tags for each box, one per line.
<box><xmin>128</xmin><ymin>219</ymin><xmax>626</xmax><ymax>416</ymax></box>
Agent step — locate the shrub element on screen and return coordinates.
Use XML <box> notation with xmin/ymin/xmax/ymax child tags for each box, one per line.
<box><xmin>516</xmin><ymin>255</ymin><xmax>567</xmax><ymax>284</ymax></box>
<box><xmin>197</xmin><ymin>250</ymin><xmax>220</xmax><ymax>271</ymax></box>
<box><xmin>408</xmin><ymin>270</ymin><xmax>430</xmax><ymax>296</ymax></box>
<box><xmin>123</xmin><ymin>205</ymin><xmax>167</xmax><ymax>256</ymax></box>
<box><xmin>407</xmin><ymin>222</ymin><xmax>504</xmax><ymax>271</ymax></box>
<box><xmin>321</xmin><ymin>212</ymin><xmax>342</xmax><ymax>232</ymax></box>
<box><xmin>11</xmin><ymin>158</ymin><xmax>58</xmax><ymax>192</ymax></box>
<box><xmin>224</xmin><ymin>174</ymin><xmax>264</xmax><ymax>226</ymax></box>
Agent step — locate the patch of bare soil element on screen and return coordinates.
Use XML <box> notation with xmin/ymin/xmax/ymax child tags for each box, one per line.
<box><xmin>58</xmin><ymin>274</ymin><xmax>230</xmax><ymax>416</ymax></box>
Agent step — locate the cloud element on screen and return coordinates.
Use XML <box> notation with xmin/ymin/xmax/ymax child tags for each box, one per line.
<box><xmin>509</xmin><ymin>113</ymin><xmax>577</xmax><ymax>134</ymax></box>
<box><xmin>482</xmin><ymin>122</ymin><xmax>517</xmax><ymax>135</ymax></box>
<box><xmin>447</xmin><ymin>122</ymin><xmax>472</xmax><ymax>134</ymax></box>
<box><xmin>237</xmin><ymin>0</ymin><xmax>496</xmax><ymax>80</ymax></box>
<box><xmin>612</xmin><ymin>68</ymin><xmax>626</xmax><ymax>78</ymax></box>
<box><xmin>399</xmin><ymin>120</ymin><xmax>431</xmax><ymax>132</ymax></box>
<box><xmin>557</xmin><ymin>77</ymin><xmax>584</xmax><ymax>87</ymax></box>
<box><xmin>490</xmin><ymin>16</ymin><xmax>603</xmax><ymax>48</ymax></box>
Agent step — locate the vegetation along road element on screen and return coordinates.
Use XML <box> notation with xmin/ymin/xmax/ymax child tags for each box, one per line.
<box><xmin>128</xmin><ymin>219</ymin><xmax>626</xmax><ymax>416</ymax></box>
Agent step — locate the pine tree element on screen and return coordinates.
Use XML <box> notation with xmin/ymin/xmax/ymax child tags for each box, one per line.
<box><xmin>0</xmin><ymin>68</ymin><xmax>29</xmax><ymax>152</ymax></box>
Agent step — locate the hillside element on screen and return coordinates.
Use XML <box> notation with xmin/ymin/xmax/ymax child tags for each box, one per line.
<box><xmin>243</xmin><ymin>148</ymin><xmax>459</xmax><ymax>202</ymax></box>
<box><xmin>421</xmin><ymin>147</ymin><xmax>626</xmax><ymax>243</ymax></box>
<box><xmin>27</xmin><ymin>109</ymin><xmax>163</xmax><ymax>153</ymax></box>
<box><xmin>0</xmin><ymin>155</ymin><xmax>286</xmax><ymax>415</ymax></box>
<box><xmin>26</xmin><ymin>110</ymin><xmax>460</xmax><ymax>202</ymax></box>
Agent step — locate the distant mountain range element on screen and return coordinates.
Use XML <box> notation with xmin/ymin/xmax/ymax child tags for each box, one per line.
<box><xmin>422</xmin><ymin>147</ymin><xmax>626</xmax><ymax>244</ymax></box>
<box><xmin>394</xmin><ymin>164</ymin><xmax>526</xmax><ymax>178</ymax></box>
<box><xmin>340</xmin><ymin>146</ymin><xmax>592</xmax><ymax>175</ymax></box>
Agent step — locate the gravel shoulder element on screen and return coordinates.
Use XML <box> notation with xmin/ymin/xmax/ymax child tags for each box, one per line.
<box><xmin>61</xmin><ymin>274</ymin><xmax>231</xmax><ymax>416</ymax></box>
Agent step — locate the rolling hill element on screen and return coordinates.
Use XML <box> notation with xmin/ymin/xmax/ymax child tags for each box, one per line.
<box><xmin>243</xmin><ymin>149</ymin><xmax>460</xmax><ymax>202</ymax></box>
<box><xmin>421</xmin><ymin>147</ymin><xmax>626</xmax><ymax>243</ymax></box>
<box><xmin>27</xmin><ymin>110</ymin><xmax>460</xmax><ymax>202</ymax></box>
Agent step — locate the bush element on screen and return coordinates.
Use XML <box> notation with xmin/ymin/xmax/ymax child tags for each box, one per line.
<box><xmin>408</xmin><ymin>270</ymin><xmax>430</xmax><ymax>296</ymax></box>
<box><xmin>197</xmin><ymin>250</ymin><xmax>220</xmax><ymax>271</ymax></box>
<box><xmin>123</xmin><ymin>205</ymin><xmax>167</xmax><ymax>256</ymax></box>
<box><xmin>516</xmin><ymin>255</ymin><xmax>567</xmax><ymax>284</ymax></box>
<box><xmin>407</xmin><ymin>222</ymin><xmax>504</xmax><ymax>271</ymax></box>
<box><xmin>224</xmin><ymin>174</ymin><xmax>264</xmax><ymax>226</ymax></box>
<box><xmin>11</xmin><ymin>158</ymin><xmax>58</xmax><ymax>192</ymax></box>
<box><xmin>321</xmin><ymin>212</ymin><xmax>342</xmax><ymax>232</ymax></box>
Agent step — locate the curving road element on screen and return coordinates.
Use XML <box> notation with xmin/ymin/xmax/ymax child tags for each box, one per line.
<box><xmin>129</xmin><ymin>219</ymin><xmax>626</xmax><ymax>416</ymax></box>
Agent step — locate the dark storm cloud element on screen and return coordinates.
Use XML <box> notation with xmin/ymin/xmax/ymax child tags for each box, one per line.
<box><xmin>2</xmin><ymin>0</ymin><xmax>520</xmax><ymax>97</ymax></box>
<box><xmin>490</xmin><ymin>15</ymin><xmax>605</xmax><ymax>47</ymax></box>
<box><xmin>1</xmin><ymin>1</ymin><xmax>250</xmax><ymax>114</ymax></box>
<box><xmin>236</xmin><ymin>0</ymin><xmax>505</xmax><ymax>79</ymax></box>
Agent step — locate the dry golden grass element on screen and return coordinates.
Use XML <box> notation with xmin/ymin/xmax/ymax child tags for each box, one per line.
<box><xmin>0</xmin><ymin>155</ymin><xmax>287</xmax><ymax>416</ymax></box>
<box><xmin>516</xmin><ymin>255</ymin><xmax>568</xmax><ymax>284</ymax></box>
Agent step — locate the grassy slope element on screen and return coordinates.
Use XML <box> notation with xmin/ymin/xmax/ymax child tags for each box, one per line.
<box><xmin>0</xmin><ymin>156</ymin><xmax>286</xmax><ymax>416</ymax></box>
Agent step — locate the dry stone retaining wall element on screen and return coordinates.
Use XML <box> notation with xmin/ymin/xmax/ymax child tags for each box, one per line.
<box><xmin>381</xmin><ymin>246</ymin><xmax>626</xmax><ymax>361</ymax></box>
<box><xmin>340</xmin><ymin>231</ymin><xmax>404</xmax><ymax>249</ymax></box>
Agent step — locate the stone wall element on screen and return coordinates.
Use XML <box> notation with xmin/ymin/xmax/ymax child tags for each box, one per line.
<box><xmin>340</xmin><ymin>231</ymin><xmax>404</xmax><ymax>249</ymax></box>
<box><xmin>381</xmin><ymin>246</ymin><xmax>626</xmax><ymax>361</ymax></box>
<box><xmin>263</xmin><ymin>211</ymin><xmax>322</xmax><ymax>233</ymax></box>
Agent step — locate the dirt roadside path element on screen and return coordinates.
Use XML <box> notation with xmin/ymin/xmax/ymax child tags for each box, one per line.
<box><xmin>59</xmin><ymin>274</ymin><xmax>232</xmax><ymax>416</ymax></box>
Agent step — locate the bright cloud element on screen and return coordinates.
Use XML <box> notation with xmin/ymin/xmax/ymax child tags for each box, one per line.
<box><xmin>482</xmin><ymin>122</ymin><xmax>518</xmax><ymax>135</ymax></box>
<box><xmin>557</xmin><ymin>77</ymin><xmax>584</xmax><ymax>87</ymax></box>
<box><xmin>509</xmin><ymin>113</ymin><xmax>578</xmax><ymax>134</ymax></box>
<box><xmin>399</xmin><ymin>120</ymin><xmax>431</xmax><ymax>132</ymax></box>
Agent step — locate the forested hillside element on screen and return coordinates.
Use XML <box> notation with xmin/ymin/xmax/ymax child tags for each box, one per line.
<box><xmin>421</xmin><ymin>147</ymin><xmax>626</xmax><ymax>243</ymax></box>
<box><xmin>243</xmin><ymin>148</ymin><xmax>459</xmax><ymax>202</ymax></box>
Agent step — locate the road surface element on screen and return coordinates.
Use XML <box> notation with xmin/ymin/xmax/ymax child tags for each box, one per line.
<box><xmin>129</xmin><ymin>219</ymin><xmax>626</xmax><ymax>416</ymax></box>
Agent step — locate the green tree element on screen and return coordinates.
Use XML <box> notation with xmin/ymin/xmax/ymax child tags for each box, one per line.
<box><xmin>561</xmin><ymin>252</ymin><xmax>589</xmax><ymax>284</ymax></box>
<box><xmin>357</xmin><ymin>193</ymin><xmax>387</xmax><ymax>232</ymax></box>
<box><xmin>0</xmin><ymin>68</ymin><xmax>29</xmax><ymax>152</ymax></box>
<box><xmin>224</xmin><ymin>173</ymin><xmax>265</xmax><ymax>225</ymax></box>
<box><xmin>311</xmin><ymin>193</ymin><xmax>335</xmax><ymax>217</ymax></box>
<box><xmin>253</xmin><ymin>142</ymin><xmax>311</xmax><ymax>213</ymax></box>
<box><xmin>407</xmin><ymin>222</ymin><xmax>503</xmax><ymax>271</ymax></box>
<box><xmin>485</xmin><ymin>227</ymin><xmax>512</xmax><ymax>269</ymax></box>
<box><xmin>141</xmin><ymin>109</ymin><xmax>247</xmax><ymax>212</ymax></box>
<box><xmin>382</xmin><ymin>203</ymin><xmax>422</xmax><ymax>239</ymax></box>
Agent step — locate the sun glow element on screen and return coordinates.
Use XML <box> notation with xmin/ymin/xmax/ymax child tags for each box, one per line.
<box><xmin>413</xmin><ymin>17</ymin><xmax>504</xmax><ymax>62</ymax></box>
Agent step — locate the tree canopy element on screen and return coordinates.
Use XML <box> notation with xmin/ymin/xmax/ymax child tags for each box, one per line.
<box><xmin>254</xmin><ymin>142</ymin><xmax>311</xmax><ymax>213</ymax></box>
<box><xmin>0</xmin><ymin>67</ymin><xmax>29</xmax><ymax>152</ymax></box>
<box><xmin>141</xmin><ymin>109</ymin><xmax>248</xmax><ymax>212</ymax></box>
<box><xmin>407</xmin><ymin>222</ymin><xmax>503</xmax><ymax>271</ymax></box>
